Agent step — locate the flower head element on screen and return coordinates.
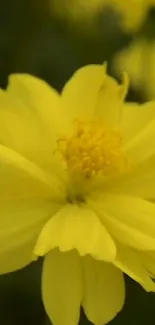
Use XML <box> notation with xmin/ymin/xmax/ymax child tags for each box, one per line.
<box><xmin>1</xmin><ymin>64</ymin><xmax>155</xmax><ymax>325</ymax></box>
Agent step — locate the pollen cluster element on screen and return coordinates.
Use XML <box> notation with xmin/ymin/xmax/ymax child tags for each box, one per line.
<box><xmin>58</xmin><ymin>119</ymin><xmax>127</xmax><ymax>179</ymax></box>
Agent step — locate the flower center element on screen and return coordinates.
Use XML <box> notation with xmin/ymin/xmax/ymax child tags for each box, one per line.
<box><xmin>58</xmin><ymin>119</ymin><xmax>127</xmax><ymax>180</ymax></box>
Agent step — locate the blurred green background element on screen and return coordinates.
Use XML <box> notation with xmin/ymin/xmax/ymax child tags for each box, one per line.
<box><xmin>1</xmin><ymin>1</ymin><xmax>155</xmax><ymax>324</ymax></box>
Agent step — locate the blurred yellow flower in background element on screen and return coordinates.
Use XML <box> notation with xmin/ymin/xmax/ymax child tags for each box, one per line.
<box><xmin>52</xmin><ymin>0</ymin><xmax>155</xmax><ymax>32</ymax></box>
<box><xmin>107</xmin><ymin>0</ymin><xmax>150</xmax><ymax>31</ymax></box>
<box><xmin>52</xmin><ymin>0</ymin><xmax>105</xmax><ymax>20</ymax></box>
<box><xmin>1</xmin><ymin>65</ymin><xmax>155</xmax><ymax>325</ymax></box>
<box><xmin>114</xmin><ymin>39</ymin><xmax>155</xmax><ymax>99</ymax></box>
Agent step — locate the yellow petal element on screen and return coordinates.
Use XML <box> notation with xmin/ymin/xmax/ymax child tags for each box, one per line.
<box><xmin>107</xmin><ymin>101</ymin><xmax>155</xmax><ymax>199</ymax></box>
<box><xmin>110</xmin><ymin>153</ymin><xmax>155</xmax><ymax>199</ymax></box>
<box><xmin>62</xmin><ymin>64</ymin><xmax>107</xmax><ymax>121</ymax></box>
<box><xmin>34</xmin><ymin>204</ymin><xmax>116</xmax><ymax>262</ymax></box>
<box><xmin>0</xmin><ymin>144</ymin><xmax>62</xmax><ymax>273</ymax></box>
<box><xmin>114</xmin><ymin>243</ymin><xmax>155</xmax><ymax>291</ymax></box>
<box><xmin>124</xmin><ymin>103</ymin><xmax>155</xmax><ymax>163</ymax></box>
<box><xmin>96</xmin><ymin>71</ymin><xmax>128</xmax><ymax>127</ymax></box>
<box><xmin>0</xmin><ymin>74</ymin><xmax>71</xmax><ymax>173</ymax></box>
<box><xmin>88</xmin><ymin>195</ymin><xmax>155</xmax><ymax>250</ymax></box>
<box><xmin>7</xmin><ymin>73</ymin><xmax>71</xmax><ymax>137</ymax></box>
<box><xmin>138</xmin><ymin>250</ymin><xmax>155</xmax><ymax>277</ymax></box>
<box><xmin>0</xmin><ymin>199</ymin><xmax>60</xmax><ymax>274</ymax></box>
<box><xmin>0</xmin><ymin>144</ymin><xmax>64</xmax><ymax>200</ymax></box>
<box><xmin>42</xmin><ymin>249</ymin><xmax>82</xmax><ymax>325</ymax></box>
<box><xmin>62</xmin><ymin>64</ymin><xmax>128</xmax><ymax>127</ymax></box>
<box><xmin>121</xmin><ymin>101</ymin><xmax>155</xmax><ymax>145</ymax></box>
<box><xmin>82</xmin><ymin>255</ymin><xmax>125</xmax><ymax>325</ymax></box>
<box><xmin>0</xmin><ymin>239</ymin><xmax>36</xmax><ymax>274</ymax></box>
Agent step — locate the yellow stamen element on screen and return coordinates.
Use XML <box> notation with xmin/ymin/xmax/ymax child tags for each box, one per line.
<box><xmin>58</xmin><ymin>119</ymin><xmax>127</xmax><ymax>179</ymax></box>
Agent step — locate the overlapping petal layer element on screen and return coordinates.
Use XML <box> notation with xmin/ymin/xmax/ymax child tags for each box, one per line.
<box><xmin>34</xmin><ymin>204</ymin><xmax>116</xmax><ymax>261</ymax></box>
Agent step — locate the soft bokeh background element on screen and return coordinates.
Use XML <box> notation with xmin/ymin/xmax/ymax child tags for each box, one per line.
<box><xmin>1</xmin><ymin>1</ymin><xmax>155</xmax><ymax>324</ymax></box>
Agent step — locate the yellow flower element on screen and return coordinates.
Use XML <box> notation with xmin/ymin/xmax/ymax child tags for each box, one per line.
<box><xmin>105</xmin><ymin>0</ymin><xmax>151</xmax><ymax>32</ymax></box>
<box><xmin>1</xmin><ymin>65</ymin><xmax>155</xmax><ymax>325</ymax></box>
<box><xmin>114</xmin><ymin>39</ymin><xmax>155</xmax><ymax>99</ymax></box>
<box><xmin>52</xmin><ymin>0</ymin><xmax>155</xmax><ymax>32</ymax></box>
